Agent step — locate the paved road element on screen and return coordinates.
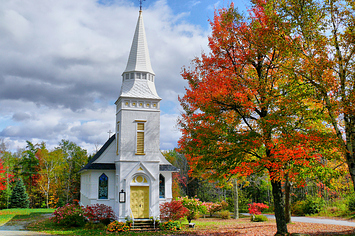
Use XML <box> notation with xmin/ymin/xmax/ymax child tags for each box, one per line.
<box><xmin>241</xmin><ymin>213</ymin><xmax>355</xmax><ymax>227</ymax></box>
<box><xmin>264</xmin><ymin>214</ymin><xmax>355</xmax><ymax>227</ymax></box>
<box><xmin>0</xmin><ymin>213</ymin><xmax>52</xmax><ymax>236</ymax></box>
<box><xmin>0</xmin><ymin>231</ymin><xmax>50</xmax><ymax>236</ymax></box>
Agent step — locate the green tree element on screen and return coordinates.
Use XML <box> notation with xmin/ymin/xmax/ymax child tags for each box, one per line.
<box><xmin>56</xmin><ymin>140</ymin><xmax>88</xmax><ymax>203</ymax></box>
<box><xmin>20</xmin><ymin>141</ymin><xmax>41</xmax><ymax>207</ymax></box>
<box><xmin>9</xmin><ymin>178</ymin><xmax>29</xmax><ymax>208</ymax></box>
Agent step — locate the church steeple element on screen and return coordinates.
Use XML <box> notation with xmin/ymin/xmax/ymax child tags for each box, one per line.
<box><xmin>119</xmin><ymin>10</ymin><xmax>160</xmax><ymax>100</ymax></box>
<box><xmin>124</xmin><ymin>10</ymin><xmax>154</xmax><ymax>75</ymax></box>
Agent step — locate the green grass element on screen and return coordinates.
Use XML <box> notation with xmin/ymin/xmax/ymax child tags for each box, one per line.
<box><xmin>0</xmin><ymin>208</ymin><xmax>55</xmax><ymax>226</ymax></box>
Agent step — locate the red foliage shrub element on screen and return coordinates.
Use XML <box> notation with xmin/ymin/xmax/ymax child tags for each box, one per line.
<box><xmin>248</xmin><ymin>203</ymin><xmax>269</xmax><ymax>215</ymax></box>
<box><xmin>160</xmin><ymin>200</ymin><xmax>189</xmax><ymax>221</ymax></box>
<box><xmin>84</xmin><ymin>203</ymin><xmax>116</xmax><ymax>224</ymax></box>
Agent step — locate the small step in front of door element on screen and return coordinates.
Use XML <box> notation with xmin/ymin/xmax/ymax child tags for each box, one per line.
<box><xmin>131</xmin><ymin>219</ymin><xmax>158</xmax><ymax>231</ymax></box>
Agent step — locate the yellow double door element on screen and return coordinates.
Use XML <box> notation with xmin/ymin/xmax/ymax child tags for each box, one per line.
<box><xmin>130</xmin><ymin>186</ymin><xmax>149</xmax><ymax>218</ymax></box>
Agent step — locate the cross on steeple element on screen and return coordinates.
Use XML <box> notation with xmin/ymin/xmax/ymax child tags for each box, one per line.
<box><xmin>108</xmin><ymin>130</ymin><xmax>113</xmax><ymax>138</ymax></box>
<box><xmin>139</xmin><ymin>0</ymin><xmax>145</xmax><ymax>11</ymax></box>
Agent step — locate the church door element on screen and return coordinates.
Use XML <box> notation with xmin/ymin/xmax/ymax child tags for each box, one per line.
<box><xmin>130</xmin><ymin>186</ymin><xmax>149</xmax><ymax>218</ymax></box>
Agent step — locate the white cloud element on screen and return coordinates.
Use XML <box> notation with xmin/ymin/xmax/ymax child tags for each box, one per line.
<box><xmin>0</xmin><ymin>0</ymin><xmax>209</xmax><ymax>154</ymax></box>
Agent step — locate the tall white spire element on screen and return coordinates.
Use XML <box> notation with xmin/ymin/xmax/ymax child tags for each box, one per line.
<box><xmin>119</xmin><ymin>10</ymin><xmax>160</xmax><ymax>100</ymax></box>
<box><xmin>124</xmin><ymin>11</ymin><xmax>154</xmax><ymax>75</ymax></box>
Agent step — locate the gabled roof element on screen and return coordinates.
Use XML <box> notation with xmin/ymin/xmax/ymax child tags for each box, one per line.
<box><xmin>124</xmin><ymin>11</ymin><xmax>154</xmax><ymax>75</ymax></box>
<box><xmin>160</xmin><ymin>164</ymin><xmax>180</xmax><ymax>172</ymax></box>
<box><xmin>80</xmin><ymin>135</ymin><xmax>116</xmax><ymax>171</ymax></box>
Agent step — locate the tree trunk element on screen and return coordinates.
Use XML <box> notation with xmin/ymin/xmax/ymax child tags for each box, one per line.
<box><xmin>284</xmin><ymin>174</ymin><xmax>291</xmax><ymax>223</ymax></box>
<box><xmin>234</xmin><ymin>178</ymin><xmax>239</xmax><ymax>219</ymax></box>
<box><xmin>271</xmin><ymin>180</ymin><xmax>288</xmax><ymax>235</ymax></box>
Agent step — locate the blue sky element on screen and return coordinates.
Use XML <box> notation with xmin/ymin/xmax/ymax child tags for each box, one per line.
<box><xmin>0</xmin><ymin>0</ymin><xmax>249</xmax><ymax>153</ymax></box>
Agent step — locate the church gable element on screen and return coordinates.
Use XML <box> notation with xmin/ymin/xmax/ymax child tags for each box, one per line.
<box><xmin>80</xmin><ymin>135</ymin><xmax>116</xmax><ymax>171</ymax></box>
<box><xmin>123</xmin><ymin>162</ymin><xmax>156</xmax><ymax>182</ymax></box>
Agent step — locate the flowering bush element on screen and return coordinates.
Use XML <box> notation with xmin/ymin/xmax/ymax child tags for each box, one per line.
<box><xmin>51</xmin><ymin>203</ymin><xmax>86</xmax><ymax>227</ymax></box>
<box><xmin>83</xmin><ymin>203</ymin><xmax>116</xmax><ymax>225</ymax></box>
<box><xmin>203</xmin><ymin>200</ymin><xmax>228</xmax><ymax>216</ymax></box>
<box><xmin>159</xmin><ymin>220</ymin><xmax>181</xmax><ymax>231</ymax></box>
<box><xmin>160</xmin><ymin>200</ymin><xmax>189</xmax><ymax>221</ymax></box>
<box><xmin>179</xmin><ymin>196</ymin><xmax>207</xmax><ymax>223</ymax></box>
<box><xmin>248</xmin><ymin>203</ymin><xmax>269</xmax><ymax>216</ymax></box>
<box><xmin>107</xmin><ymin>221</ymin><xmax>131</xmax><ymax>232</ymax></box>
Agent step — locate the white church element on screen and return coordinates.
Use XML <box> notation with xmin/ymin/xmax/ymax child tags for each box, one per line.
<box><xmin>79</xmin><ymin>8</ymin><xmax>178</xmax><ymax>222</ymax></box>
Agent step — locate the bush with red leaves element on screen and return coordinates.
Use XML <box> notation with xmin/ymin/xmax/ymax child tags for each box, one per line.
<box><xmin>248</xmin><ymin>203</ymin><xmax>269</xmax><ymax>215</ymax></box>
<box><xmin>84</xmin><ymin>203</ymin><xmax>116</xmax><ymax>225</ymax></box>
<box><xmin>160</xmin><ymin>200</ymin><xmax>189</xmax><ymax>221</ymax></box>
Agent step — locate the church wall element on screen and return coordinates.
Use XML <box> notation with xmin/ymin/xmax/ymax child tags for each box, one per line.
<box><xmin>90</xmin><ymin>170</ymin><xmax>116</xmax><ymax>201</ymax></box>
<box><xmin>80</xmin><ymin>171</ymin><xmax>91</xmax><ymax>206</ymax></box>
<box><xmin>117</xmin><ymin>109</ymin><xmax>161</xmax><ymax>162</ymax></box>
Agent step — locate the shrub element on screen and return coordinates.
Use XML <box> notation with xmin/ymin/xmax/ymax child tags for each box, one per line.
<box><xmin>107</xmin><ymin>221</ymin><xmax>131</xmax><ymax>232</ymax></box>
<box><xmin>291</xmin><ymin>200</ymin><xmax>305</xmax><ymax>216</ymax></box>
<box><xmin>159</xmin><ymin>220</ymin><xmax>181</xmax><ymax>231</ymax></box>
<box><xmin>303</xmin><ymin>196</ymin><xmax>325</xmax><ymax>215</ymax></box>
<box><xmin>248</xmin><ymin>203</ymin><xmax>269</xmax><ymax>215</ymax></box>
<box><xmin>220</xmin><ymin>200</ymin><xmax>229</xmax><ymax>210</ymax></box>
<box><xmin>84</xmin><ymin>203</ymin><xmax>116</xmax><ymax>225</ymax></box>
<box><xmin>179</xmin><ymin>196</ymin><xmax>207</xmax><ymax>223</ymax></box>
<box><xmin>160</xmin><ymin>200</ymin><xmax>189</xmax><ymax>221</ymax></box>
<box><xmin>51</xmin><ymin>203</ymin><xmax>86</xmax><ymax>227</ymax></box>
<box><xmin>252</xmin><ymin>215</ymin><xmax>268</xmax><ymax>222</ymax></box>
<box><xmin>348</xmin><ymin>195</ymin><xmax>355</xmax><ymax>212</ymax></box>
<box><xmin>218</xmin><ymin>210</ymin><xmax>231</xmax><ymax>219</ymax></box>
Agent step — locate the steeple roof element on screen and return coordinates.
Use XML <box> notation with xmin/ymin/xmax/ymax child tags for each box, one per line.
<box><xmin>118</xmin><ymin>10</ymin><xmax>160</xmax><ymax>100</ymax></box>
<box><xmin>124</xmin><ymin>11</ymin><xmax>154</xmax><ymax>75</ymax></box>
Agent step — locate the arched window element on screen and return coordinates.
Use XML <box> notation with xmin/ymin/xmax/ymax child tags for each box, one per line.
<box><xmin>98</xmin><ymin>173</ymin><xmax>108</xmax><ymax>199</ymax></box>
<box><xmin>159</xmin><ymin>174</ymin><xmax>165</xmax><ymax>198</ymax></box>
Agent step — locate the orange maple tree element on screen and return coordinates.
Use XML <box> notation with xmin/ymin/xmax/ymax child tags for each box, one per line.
<box><xmin>178</xmin><ymin>1</ymin><xmax>335</xmax><ymax>234</ymax></box>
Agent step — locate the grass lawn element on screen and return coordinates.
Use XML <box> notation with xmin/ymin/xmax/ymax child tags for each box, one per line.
<box><xmin>0</xmin><ymin>208</ymin><xmax>55</xmax><ymax>226</ymax></box>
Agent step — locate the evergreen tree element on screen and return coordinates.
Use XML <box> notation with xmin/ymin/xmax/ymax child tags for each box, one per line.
<box><xmin>9</xmin><ymin>179</ymin><xmax>29</xmax><ymax>208</ymax></box>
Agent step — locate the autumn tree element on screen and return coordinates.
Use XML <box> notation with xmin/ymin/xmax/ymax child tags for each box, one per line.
<box><xmin>276</xmin><ymin>0</ymin><xmax>355</xmax><ymax>191</ymax></box>
<box><xmin>37</xmin><ymin>145</ymin><xmax>65</xmax><ymax>208</ymax></box>
<box><xmin>178</xmin><ymin>1</ymin><xmax>333</xmax><ymax>234</ymax></box>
